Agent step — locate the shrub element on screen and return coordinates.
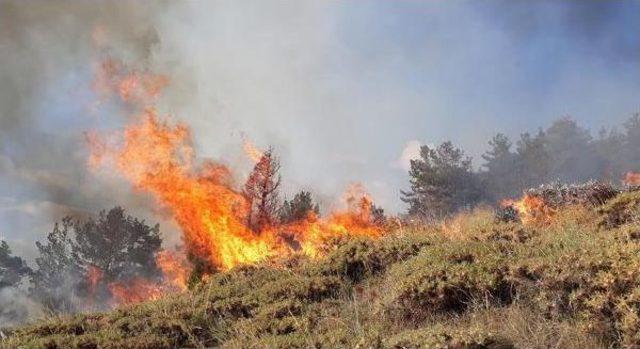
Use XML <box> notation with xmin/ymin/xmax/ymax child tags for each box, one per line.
<box><xmin>385</xmin><ymin>325</ymin><xmax>514</xmax><ymax>349</ymax></box>
<box><xmin>382</xmin><ymin>241</ymin><xmax>514</xmax><ymax>319</ymax></box>
<box><xmin>598</xmin><ymin>190</ymin><xmax>640</xmax><ymax>228</ymax></box>
<box><xmin>311</xmin><ymin>233</ymin><xmax>432</xmax><ymax>283</ymax></box>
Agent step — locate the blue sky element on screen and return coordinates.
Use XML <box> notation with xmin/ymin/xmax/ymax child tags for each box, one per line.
<box><xmin>0</xmin><ymin>1</ymin><xmax>639</xmax><ymax>257</ymax></box>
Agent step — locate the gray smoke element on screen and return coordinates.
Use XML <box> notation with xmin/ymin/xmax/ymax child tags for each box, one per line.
<box><xmin>0</xmin><ymin>1</ymin><xmax>173</xmax><ymax>256</ymax></box>
<box><xmin>0</xmin><ymin>287</ymin><xmax>43</xmax><ymax>327</ymax></box>
<box><xmin>0</xmin><ymin>0</ymin><xmax>638</xmax><ymax>264</ymax></box>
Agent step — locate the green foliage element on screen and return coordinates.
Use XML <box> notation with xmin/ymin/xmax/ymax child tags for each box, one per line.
<box><xmin>0</xmin><ymin>240</ymin><xmax>31</xmax><ymax>288</ymax></box>
<box><xmin>544</xmin><ymin>117</ymin><xmax>598</xmax><ymax>182</ymax></box>
<box><xmin>280</xmin><ymin>190</ymin><xmax>319</xmax><ymax>224</ymax></box>
<box><xmin>30</xmin><ymin>218</ymin><xmax>79</xmax><ymax>312</ymax></box>
<box><xmin>471</xmin><ymin>115</ymin><xmax>640</xmax><ymax>212</ymax></box>
<box><xmin>383</xmin><ymin>240</ymin><xmax>513</xmax><ymax>319</ymax></box>
<box><xmin>73</xmin><ymin>206</ymin><xmax>162</xmax><ymax>283</ymax></box>
<box><xmin>29</xmin><ymin>207</ymin><xmax>163</xmax><ymax>311</ymax></box>
<box><xmin>401</xmin><ymin>141</ymin><xmax>483</xmax><ymax>219</ymax></box>
<box><xmin>481</xmin><ymin>133</ymin><xmax>520</xmax><ymax>201</ymax></box>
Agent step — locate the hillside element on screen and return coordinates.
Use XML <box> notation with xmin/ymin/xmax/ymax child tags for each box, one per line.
<box><xmin>4</xmin><ymin>189</ymin><xmax>640</xmax><ymax>349</ymax></box>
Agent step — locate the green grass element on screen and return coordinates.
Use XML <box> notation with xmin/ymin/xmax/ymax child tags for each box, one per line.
<box><xmin>4</xmin><ymin>192</ymin><xmax>640</xmax><ymax>348</ymax></box>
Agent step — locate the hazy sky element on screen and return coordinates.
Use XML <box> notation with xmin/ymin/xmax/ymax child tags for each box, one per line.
<box><xmin>1</xmin><ymin>1</ymin><xmax>639</xmax><ymax>257</ymax></box>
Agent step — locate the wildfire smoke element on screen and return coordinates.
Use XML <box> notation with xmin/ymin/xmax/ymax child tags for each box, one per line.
<box><xmin>86</xmin><ymin>57</ymin><xmax>383</xmax><ymax>305</ymax></box>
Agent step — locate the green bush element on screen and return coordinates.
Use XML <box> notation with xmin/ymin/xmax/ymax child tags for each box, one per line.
<box><xmin>382</xmin><ymin>240</ymin><xmax>514</xmax><ymax>319</ymax></box>
<box><xmin>311</xmin><ymin>233</ymin><xmax>432</xmax><ymax>283</ymax></box>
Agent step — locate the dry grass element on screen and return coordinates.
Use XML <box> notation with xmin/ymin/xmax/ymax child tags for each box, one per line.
<box><xmin>4</xmin><ymin>192</ymin><xmax>640</xmax><ymax>348</ymax></box>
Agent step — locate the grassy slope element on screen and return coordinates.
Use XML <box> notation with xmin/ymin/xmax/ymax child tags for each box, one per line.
<box><xmin>4</xmin><ymin>191</ymin><xmax>640</xmax><ymax>349</ymax></box>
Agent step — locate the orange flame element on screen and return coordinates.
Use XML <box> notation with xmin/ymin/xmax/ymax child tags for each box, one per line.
<box><xmin>92</xmin><ymin>58</ymin><xmax>168</xmax><ymax>107</ymax></box>
<box><xmin>84</xmin><ymin>250</ymin><xmax>191</xmax><ymax>307</ymax></box>
<box><xmin>108</xmin><ymin>279</ymin><xmax>164</xmax><ymax>305</ymax></box>
<box><xmin>85</xmin><ymin>265</ymin><xmax>103</xmax><ymax>305</ymax></box>
<box><xmin>86</xmin><ymin>57</ymin><xmax>384</xmax><ymax>304</ymax></box>
<box><xmin>242</xmin><ymin>136</ymin><xmax>264</xmax><ymax>164</ymax></box>
<box><xmin>501</xmin><ymin>194</ymin><xmax>554</xmax><ymax>225</ymax></box>
<box><xmin>156</xmin><ymin>250</ymin><xmax>191</xmax><ymax>291</ymax></box>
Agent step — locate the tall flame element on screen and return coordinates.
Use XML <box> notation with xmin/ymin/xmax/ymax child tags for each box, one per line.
<box><xmin>90</xmin><ymin>110</ymin><xmax>381</xmax><ymax>270</ymax></box>
<box><xmin>86</xmin><ymin>56</ymin><xmax>384</xmax><ymax>305</ymax></box>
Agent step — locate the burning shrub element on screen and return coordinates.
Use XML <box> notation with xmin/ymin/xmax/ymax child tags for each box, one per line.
<box><xmin>525</xmin><ymin>181</ymin><xmax>619</xmax><ymax>207</ymax></box>
<box><xmin>244</xmin><ymin>148</ymin><xmax>282</xmax><ymax>232</ymax></box>
<box><xmin>497</xmin><ymin>182</ymin><xmax>620</xmax><ymax>224</ymax></box>
<box><xmin>494</xmin><ymin>205</ymin><xmax>519</xmax><ymax>223</ymax></box>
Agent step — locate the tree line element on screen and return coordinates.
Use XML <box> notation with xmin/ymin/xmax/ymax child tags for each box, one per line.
<box><xmin>402</xmin><ymin>114</ymin><xmax>640</xmax><ymax>220</ymax></box>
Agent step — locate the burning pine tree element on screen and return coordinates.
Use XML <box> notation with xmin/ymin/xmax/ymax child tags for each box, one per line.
<box><xmin>84</xmin><ymin>55</ymin><xmax>385</xmax><ymax>304</ymax></box>
<box><xmin>244</xmin><ymin>148</ymin><xmax>282</xmax><ymax>233</ymax></box>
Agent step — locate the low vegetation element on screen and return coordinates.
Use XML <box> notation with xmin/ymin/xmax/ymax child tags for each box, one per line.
<box><xmin>4</xmin><ymin>190</ymin><xmax>640</xmax><ymax>348</ymax></box>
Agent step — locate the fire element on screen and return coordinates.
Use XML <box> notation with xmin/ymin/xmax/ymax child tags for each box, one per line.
<box><xmin>86</xmin><ymin>56</ymin><xmax>385</xmax><ymax>305</ymax></box>
<box><xmin>85</xmin><ymin>265</ymin><xmax>104</xmax><ymax>306</ymax></box>
<box><xmin>623</xmin><ymin>172</ymin><xmax>640</xmax><ymax>186</ymax></box>
<box><xmin>501</xmin><ymin>194</ymin><xmax>554</xmax><ymax>225</ymax></box>
<box><xmin>156</xmin><ymin>250</ymin><xmax>191</xmax><ymax>291</ymax></box>
<box><xmin>108</xmin><ymin>279</ymin><xmax>164</xmax><ymax>305</ymax></box>
<box><xmin>281</xmin><ymin>185</ymin><xmax>382</xmax><ymax>258</ymax></box>
<box><xmin>92</xmin><ymin>58</ymin><xmax>168</xmax><ymax>106</ymax></box>
<box><xmin>92</xmin><ymin>110</ymin><xmax>381</xmax><ymax>270</ymax></box>
<box><xmin>101</xmin><ymin>110</ymin><xmax>276</xmax><ymax>271</ymax></box>
<box><xmin>242</xmin><ymin>135</ymin><xmax>265</xmax><ymax>163</ymax></box>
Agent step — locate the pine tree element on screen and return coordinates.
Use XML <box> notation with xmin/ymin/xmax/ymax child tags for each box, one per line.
<box><xmin>544</xmin><ymin>117</ymin><xmax>600</xmax><ymax>182</ymax></box>
<box><xmin>594</xmin><ymin>127</ymin><xmax>625</xmax><ymax>182</ymax></box>
<box><xmin>30</xmin><ymin>218</ymin><xmax>79</xmax><ymax>312</ymax></box>
<box><xmin>0</xmin><ymin>240</ymin><xmax>31</xmax><ymax>289</ymax></box>
<box><xmin>515</xmin><ymin>130</ymin><xmax>552</xmax><ymax>189</ymax></box>
<box><xmin>280</xmin><ymin>190</ymin><xmax>320</xmax><ymax>224</ymax></box>
<box><xmin>73</xmin><ymin>207</ymin><xmax>162</xmax><ymax>284</ymax></box>
<box><xmin>401</xmin><ymin>141</ymin><xmax>482</xmax><ymax>220</ymax></box>
<box><xmin>30</xmin><ymin>208</ymin><xmax>163</xmax><ymax>311</ymax></box>
<box><xmin>623</xmin><ymin>113</ymin><xmax>640</xmax><ymax>172</ymax></box>
<box><xmin>481</xmin><ymin>133</ymin><xmax>519</xmax><ymax>200</ymax></box>
<box><xmin>244</xmin><ymin>148</ymin><xmax>282</xmax><ymax>232</ymax></box>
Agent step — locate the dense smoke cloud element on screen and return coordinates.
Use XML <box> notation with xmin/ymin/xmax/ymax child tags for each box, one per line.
<box><xmin>0</xmin><ymin>1</ymin><xmax>169</xmax><ymax>256</ymax></box>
